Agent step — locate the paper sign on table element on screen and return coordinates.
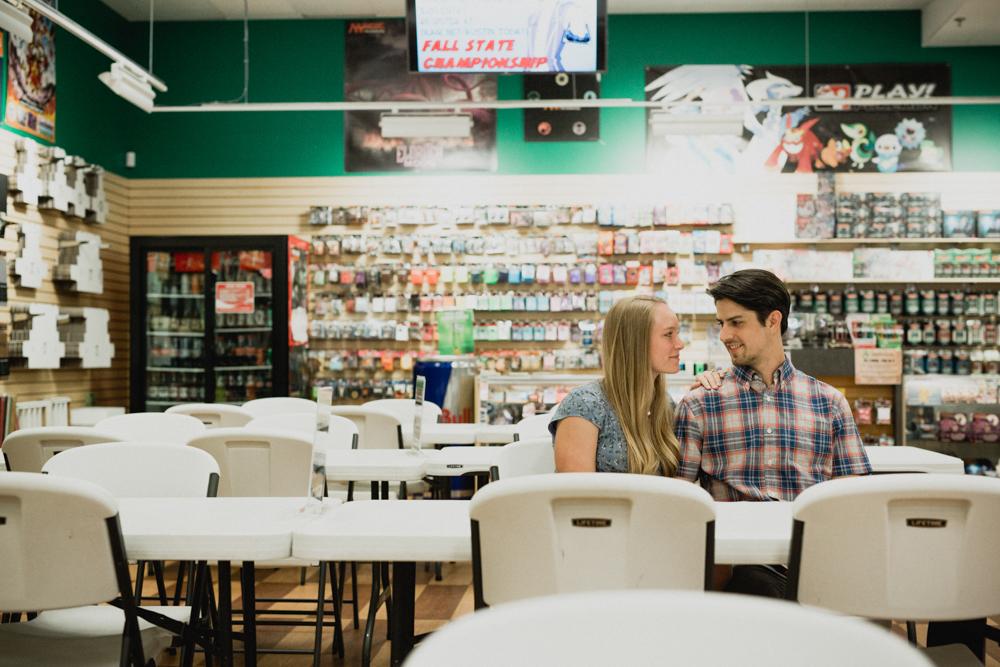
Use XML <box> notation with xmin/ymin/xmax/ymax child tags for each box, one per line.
<box><xmin>309</xmin><ymin>387</ymin><xmax>333</xmax><ymax>508</ymax></box>
<box><xmin>412</xmin><ymin>376</ymin><xmax>425</xmax><ymax>453</ymax></box>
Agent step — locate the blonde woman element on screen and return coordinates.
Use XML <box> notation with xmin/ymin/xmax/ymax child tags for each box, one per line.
<box><xmin>551</xmin><ymin>295</ymin><xmax>714</xmax><ymax>475</ymax></box>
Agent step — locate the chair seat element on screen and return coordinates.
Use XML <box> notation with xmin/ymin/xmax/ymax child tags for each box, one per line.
<box><xmin>0</xmin><ymin>605</ymin><xmax>190</xmax><ymax>667</ymax></box>
<box><xmin>922</xmin><ymin>643</ymin><xmax>983</xmax><ymax>667</ymax></box>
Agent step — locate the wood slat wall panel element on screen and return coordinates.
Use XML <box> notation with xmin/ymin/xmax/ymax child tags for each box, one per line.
<box><xmin>1</xmin><ymin>131</ymin><xmax>129</xmax><ymax>415</ymax></box>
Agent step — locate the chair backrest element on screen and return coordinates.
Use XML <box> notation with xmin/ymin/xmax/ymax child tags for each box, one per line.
<box><xmin>241</xmin><ymin>396</ymin><xmax>318</xmax><ymax>418</ymax></box>
<box><xmin>330</xmin><ymin>406</ymin><xmax>403</xmax><ymax>449</ymax></box>
<box><xmin>513</xmin><ymin>412</ymin><xmax>554</xmax><ymax>440</ymax></box>
<box><xmin>186</xmin><ymin>427</ymin><xmax>314</xmax><ymax>497</ymax></box>
<box><xmin>94</xmin><ymin>412</ymin><xmax>207</xmax><ymax>444</ymax></box>
<box><xmin>787</xmin><ymin>474</ymin><xmax>1000</xmax><ymax>621</ymax></box>
<box><xmin>2</xmin><ymin>427</ymin><xmax>123</xmax><ymax>473</ymax></box>
<box><xmin>0</xmin><ymin>472</ymin><xmax>122</xmax><ymax>612</ymax></box>
<box><xmin>469</xmin><ymin>473</ymin><xmax>716</xmax><ymax>608</ymax></box>
<box><xmin>167</xmin><ymin>402</ymin><xmax>254</xmax><ymax>428</ymax></box>
<box><xmin>42</xmin><ymin>442</ymin><xmax>221</xmax><ymax>498</ymax></box>
<box><xmin>245</xmin><ymin>413</ymin><xmax>358</xmax><ymax>450</ymax></box>
<box><xmin>489</xmin><ymin>436</ymin><xmax>555</xmax><ymax>481</ymax></box>
<box><xmin>403</xmin><ymin>589</ymin><xmax>935</xmax><ymax>667</ymax></box>
<box><xmin>364</xmin><ymin>398</ymin><xmax>442</xmax><ymax>447</ymax></box>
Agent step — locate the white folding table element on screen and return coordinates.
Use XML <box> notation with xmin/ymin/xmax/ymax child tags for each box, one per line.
<box><xmin>425</xmin><ymin>446</ymin><xmax>498</xmax><ymax>478</ymax></box>
<box><xmin>118</xmin><ymin>497</ymin><xmax>341</xmax><ymax>667</ymax></box>
<box><xmin>291</xmin><ymin>499</ymin><xmax>793</xmax><ymax>666</ymax></box>
<box><xmin>864</xmin><ymin>445</ymin><xmax>966</xmax><ymax>475</ymax></box>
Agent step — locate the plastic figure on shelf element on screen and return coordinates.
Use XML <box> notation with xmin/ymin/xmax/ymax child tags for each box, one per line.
<box><xmin>764</xmin><ymin>117</ymin><xmax>823</xmax><ymax>173</ymax></box>
<box><xmin>819</xmin><ymin>138</ymin><xmax>851</xmax><ymax>168</ymax></box>
<box><xmin>919</xmin><ymin>139</ymin><xmax>946</xmax><ymax>169</ymax></box>
<box><xmin>840</xmin><ymin>123</ymin><xmax>875</xmax><ymax>170</ymax></box>
<box><xmin>872</xmin><ymin>134</ymin><xmax>904</xmax><ymax>173</ymax></box>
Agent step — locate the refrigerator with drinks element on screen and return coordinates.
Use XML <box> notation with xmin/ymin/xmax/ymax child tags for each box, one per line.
<box><xmin>129</xmin><ymin>236</ymin><xmax>308</xmax><ymax>413</ymax></box>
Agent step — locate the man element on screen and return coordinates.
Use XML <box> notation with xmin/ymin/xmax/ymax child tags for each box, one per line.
<box><xmin>673</xmin><ymin>269</ymin><xmax>871</xmax><ymax>597</ymax></box>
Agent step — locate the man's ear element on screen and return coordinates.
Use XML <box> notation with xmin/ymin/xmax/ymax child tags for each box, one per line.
<box><xmin>768</xmin><ymin>310</ymin><xmax>782</xmax><ymax>332</ymax></box>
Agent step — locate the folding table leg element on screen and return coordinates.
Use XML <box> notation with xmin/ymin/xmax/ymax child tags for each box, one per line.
<box><xmin>312</xmin><ymin>562</ymin><xmax>327</xmax><ymax>667</ymax></box>
<box><xmin>173</xmin><ymin>561</ymin><xmax>187</xmax><ymax>606</ymax></box>
<box><xmin>389</xmin><ymin>562</ymin><xmax>416</xmax><ymax>667</ymax></box>
<box><xmin>217</xmin><ymin>561</ymin><xmax>233</xmax><ymax>667</ymax></box>
<box><xmin>152</xmin><ymin>561</ymin><xmax>169</xmax><ymax>605</ymax></box>
<box><xmin>329</xmin><ymin>561</ymin><xmax>345</xmax><ymax>658</ymax></box>
<box><xmin>362</xmin><ymin>560</ymin><xmax>381</xmax><ymax>667</ymax></box>
<box><xmin>240</xmin><ymin>562</ymin><xmax>257</xmax><ymax>667</ymax></box>
<box><xmin>134</xmin><ymin>560</ymin><xmax>146</xmax><ymax>601</ymax></box>
<box><xmin>181</xmin><ymin>561</ymin><xmax>208</xmax><ymax>667</ymax></box>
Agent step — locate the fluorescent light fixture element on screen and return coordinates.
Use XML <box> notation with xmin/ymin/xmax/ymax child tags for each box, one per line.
<box><xmin>98</xmin><ymin>62</ymin><xmax>155</xmax><ymax>113</ymax></box>
<box><xmin>649</xmin><ymin>110</ymin><xmax>744</xmax><ymax>136</ymax></box>
<box><xmin>379</xmin><ymin>113</ymin><xmax>473</xmax><ymax>138</ymax></box>
<box><xmin>0</xmin><ymin>2</ymin><xmax>35</xmax><ymax>42</ymax></box>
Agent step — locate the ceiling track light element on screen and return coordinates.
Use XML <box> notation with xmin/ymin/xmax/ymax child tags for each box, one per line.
<box><xmin>0</xmin><ymin>1</ymin><xmax>35</xmax><ymax>43</ymax></box>
<box><xmin>98</xmin><ymin>62</ymin><xmax>155</xmax><ymax>113</ymax></box>
<box><xmin>379</xmin><ymin>112</ymin><xmax>474</xmax><ymax>138</ymax></box>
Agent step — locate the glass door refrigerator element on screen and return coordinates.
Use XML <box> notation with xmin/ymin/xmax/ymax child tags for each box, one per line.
<box><xmin>130</xmin><ymin>236</ymin><xmax>309</xmax><ymax>413</ymax></box>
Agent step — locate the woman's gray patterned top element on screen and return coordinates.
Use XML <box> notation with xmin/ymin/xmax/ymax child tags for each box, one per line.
<box><xmin>548</xmin><ymin>381</ymin><xmax>631</xmax><ymax>473</ymax></box>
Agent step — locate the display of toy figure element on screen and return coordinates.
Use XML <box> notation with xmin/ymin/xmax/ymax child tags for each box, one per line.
<box><xmin>872</xmin><ymin>134</ymin><xmax>904</xmax><ymax>173</ymax></box>
<box><xmin>764</xmin><ymin>117</ymin><xmax>823</xmax><ymax>173</ymax></box>
<box><xmin>841</xmin><ymin>123</ymin><xmax>875</xmax><ymax>170</ymax></box>
<box><xmin>894</xmin><ymin>118</ymin><xmax>926</xmax><ymax>149</ymax></box>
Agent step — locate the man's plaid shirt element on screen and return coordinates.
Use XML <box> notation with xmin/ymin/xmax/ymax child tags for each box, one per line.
<box><xmin>674</xmin><ymin>358</ymin><xmax>872</xmax><ymax>501</ymax></box>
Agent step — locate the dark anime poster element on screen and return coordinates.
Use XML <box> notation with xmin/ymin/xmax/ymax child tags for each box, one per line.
<box><xmin>644</xmin><ymin>63</ymin><xmax>951</xmax><ymax>176</ymax></box>
<box><xmin>344</xmin><ymin>19</ymin><xmax>497</xmax><ymax>172</ymax></box>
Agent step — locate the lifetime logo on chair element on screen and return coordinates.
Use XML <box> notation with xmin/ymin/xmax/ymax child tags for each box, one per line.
<box><xmin>572</xmin><ymin>518</ymin><xmax>612</xmax><ymax>528</ymax></box>
<box><xmin>906</xmin><ymin>518</ymin><xmax>948</xmax><ymax>528</ymax></box>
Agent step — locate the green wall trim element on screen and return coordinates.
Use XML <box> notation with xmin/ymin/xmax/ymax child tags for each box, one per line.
<box><xmin>103</xmin><ymin>11</ymin><xmax>1000</xmax><ymax>177</ymax></box>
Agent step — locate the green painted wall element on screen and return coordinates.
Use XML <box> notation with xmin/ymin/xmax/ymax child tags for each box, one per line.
<box><xmin>2</xmin><ymin>0</ymin><xmax>138</xmax><ymax>172</ymax></box>
<box><xmin>119</xmin><ymin>10</ymin><xmax>999</xmax><ymax>178</ymax></box>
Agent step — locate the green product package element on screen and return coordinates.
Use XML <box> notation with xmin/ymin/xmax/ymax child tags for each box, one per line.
<box><xmin>437</xmin><ymin>309</ymin><xmax>475</xmax><ymax>355</ymax></box>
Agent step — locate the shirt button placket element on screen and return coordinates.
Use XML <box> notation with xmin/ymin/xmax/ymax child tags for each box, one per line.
<box><xmin>763</xmin><ymin>388</ymin><xmax>779</xmax><ymax>498</ymax></box>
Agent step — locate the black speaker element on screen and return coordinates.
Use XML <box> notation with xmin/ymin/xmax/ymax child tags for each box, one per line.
<box><xmin>523</xmin><ymin>73</ymin><xmax>600</xmax><ymax>142</ymax></box>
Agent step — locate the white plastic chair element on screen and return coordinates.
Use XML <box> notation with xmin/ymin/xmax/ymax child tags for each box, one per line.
<box><xmin>45</xmin><ymin>397</ymin><xmax>71</xmax><ymax>427</ymax></box>
<box><xmin>404</xmin><ymin>590</ymin><xmax>934</xmax><ymax>667</ymax></box>
<box><xmin>241</xmin><ymin>396</ymin><xmax>318</xmax><ymax>418</ymax></box>
<box><xmin>245</xmin><ymin>413</ymin><xmax>359</xmax><ymax>450</ymax></box>
<box><xmin>186</xmin><ymin>427</ymin><xmax>314</xmax><ymax>497</ymax></box>
<box><xmin>489</xmin><ymin>436</ymin><xmax>555</xmax><ymax>481</ymax></box>
<box><xmin>329</xmin><ymin>406</ymin><xmax>404</xmax><ymax>450</ymax></box>
<box><xmin>0</xmin><ymin>472</ymin><xmax>191</xmax><ymax>667</ymax></box>
<box><xmin>42</xmin><ymin>442</ymin><xmax>221</xmax><ymax>498</ymax></box>
<box><xmin>2</xmin><ymin>426</ymin><xmax>123</xmax><ymax>473</ymax></box>
<box><xmin>166</xmin><ymin>403</ymin><xmax>254</xmax><ymax>428</ymax></box>
<box><xmin>363</xmin><ymin>398</ymin><xmax>442</xmax><ymax>447</ymax></box>
<box><xmin>14</xmin><ymin>400</ymin><xmax>47</xmax><ymax>429</ymax></box>
<box><xmin>470</xmin><ymin>473</ymin><xmax>716</xmax><ymax>608</ymax></box>
<box><xmin>94</xmin><ymin>412</ymin><xmax>207</xmax><ymax>445</ymax></box>
<box><xmin>513</xmin><ymin>412</ymin><xmax>555</xmax><ymax>440</ymax></box>
<box><xmin>787</xmin><ymin>475</ymin><xmax>1000</xmax><ymax>666</ymax></box>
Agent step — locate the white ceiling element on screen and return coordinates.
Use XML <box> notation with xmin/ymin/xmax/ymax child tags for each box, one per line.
<box><xmin>102</xmin><ymin>0</ymin><xmax>934</xmax><ymax>22</ymax></box>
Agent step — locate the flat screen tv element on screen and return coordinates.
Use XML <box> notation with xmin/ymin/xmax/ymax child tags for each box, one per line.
<box><xmin>407</xmin><ymin>0</ymin><xmax>607</xmax><ymax>74</ymax></box>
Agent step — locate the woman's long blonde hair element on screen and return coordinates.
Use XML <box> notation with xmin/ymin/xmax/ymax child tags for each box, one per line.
<box><xmin>601</xmin><ymin>295</ymin><xmax>681</xmax><ymax>477</ymax></box>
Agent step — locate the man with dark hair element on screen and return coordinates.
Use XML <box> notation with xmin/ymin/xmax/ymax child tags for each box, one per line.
<box><xmin>674</xmin><ymin>269</ymin><xmax>871</xmax><ymax>597</ymax></box>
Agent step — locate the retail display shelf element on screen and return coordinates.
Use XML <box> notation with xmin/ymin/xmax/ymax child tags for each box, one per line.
<box><xmin>146</xmin><ymin>367</ymin><xmax>205</xmax><ymax>373</ymax></box>
<box><xmin>215</xmin><ymin>365</ymin><xmax>273</xmax><ymax>371</ymax></box>
<box><xmin>146</xmin><ymin>330</ymin><xmax>205</xmax><ymax>337</ymax></box>
<box><xmin>216</xmin><ymin>327</ymin><xmax>272</xmax><ymax>333</ymax></box>
<box><xmin>745</xmin><ymin>238</ymin><xmax>1000</xmax><ymax>246</ymax></box>
<box><xmin>146</xmin><ymin>400</ymin><xmax>185</xmax><ymax>406</ymax></box>
<box><xmin>784</xmin><ymin>278</ymin><xmax>1000</xmax><ymax>284</ymax></box>
<box><xmin>147</xmin><ymin>293</ymin><xmax>205</xmax><ymax>299</ymax></box>
<box><xmin>906</xmin><ymin>402</ymin><xmax>1000</xmax><ymax>410</ymax></box>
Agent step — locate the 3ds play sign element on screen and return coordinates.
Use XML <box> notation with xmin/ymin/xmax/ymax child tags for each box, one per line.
<box><xmin>409</xmin><ymin>0</ymin><xmax>601</xmax><ymax>73</ymax></box>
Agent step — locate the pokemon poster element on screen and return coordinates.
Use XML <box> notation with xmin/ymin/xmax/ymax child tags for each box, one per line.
<box><xmin>344</xmin><ymin>19</ymin><xmax>497</xmax><ymax>173</ymax></box>
<box><xmin>645</xmin><ymin>63</ymin><xmax>951</xmax><ymax>176</ymax></box>
<box><xmin>4</xmin><ymin>5</ymin><xmax>56</xmax><ymax>142</ymax></box>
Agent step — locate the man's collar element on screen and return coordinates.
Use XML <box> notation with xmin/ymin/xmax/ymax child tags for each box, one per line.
<box><xmin>731</xmin><ymin>357</ymin><xmax>795</xmax><ymax>389</ymax></box>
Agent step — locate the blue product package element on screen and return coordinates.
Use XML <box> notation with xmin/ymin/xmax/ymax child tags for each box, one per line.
<box><xmin>977</xmin><ymin>210</ymin><xmax>1000</xmax><ymax>238</ymax></box>
<box><xmin>943</xmin><ymin>211</ymin><xmax>976</xmax><ymax>238</ymax></box>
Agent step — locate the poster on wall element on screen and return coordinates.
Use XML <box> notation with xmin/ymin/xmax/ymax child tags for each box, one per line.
<box><xmin>644</xmin><ymin>63</ymin><xmax>951</xmax><ymax>176</ymax></box>
<box><xmin>5</xmin><ymin>5</ymin><xmax>56</xmax><ymax>141</ymax></box>
<box><xmin>344</xmin><ymin>19</ymin><xmax>497</xmax><ymax>173</ymax></box>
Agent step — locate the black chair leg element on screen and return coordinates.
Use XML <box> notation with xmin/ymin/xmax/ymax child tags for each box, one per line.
<box><xmin>173</xmin><ymin>561</ymin><xmax>187</xmax><ymax>606</ymax></box>
<box><xmin>907</xmin><ymin>621</ymin><xmax>918</xmax><ymax>644</ymax></box>
<box><xmin>134</xmin><ymin>560</ymin><xmax>146</xmax><ymax>601</ymax></box>
<box><xmin>152</xmin><ymin>561</ymin><xmax>169</xmax><ymax>605</ymax></box>
<box><xmin>312</xmin><ymin>563</ymin><xmax>327</xmax><ymax>667</ymax></box>
<box><xmin>329</xmin><ymin>561</ymin><xmax>345</xmax><ymax>659</ymax></box>
<box><xmin>300</xmin><ymin>566</ymin><xmax>307</xmax><ymax>586</ymax></box>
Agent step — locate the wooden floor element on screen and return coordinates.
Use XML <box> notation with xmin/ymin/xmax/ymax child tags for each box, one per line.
<box><xmin>147</xmin><ymin>562</ymin><xmax>1000</xmax><ymax>667</ymax></box>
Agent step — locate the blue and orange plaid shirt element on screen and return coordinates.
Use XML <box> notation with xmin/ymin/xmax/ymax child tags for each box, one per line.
<box><xmin>674</xmin><ymin>358</ymin><xmax>872</xmax><ymax>502</ymax></box>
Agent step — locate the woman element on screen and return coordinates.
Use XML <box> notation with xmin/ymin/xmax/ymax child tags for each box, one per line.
<box><xmin>551</xmin><ymin>294</ymin><xmax>690</xmax><ymax>475</ymax></box>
